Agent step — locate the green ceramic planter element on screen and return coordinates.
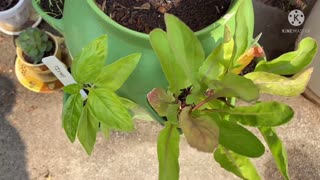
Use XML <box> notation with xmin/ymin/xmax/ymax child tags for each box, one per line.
<box><xmin>32</xmin><ymin>0</ymin><xmax>254</xmax><ymax>123</ymax></box>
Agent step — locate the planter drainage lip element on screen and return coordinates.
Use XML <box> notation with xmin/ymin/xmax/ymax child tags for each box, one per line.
<box><xmin>0</xmin><ymin>0</ymin><xmax>25</xmax><ymax>16</ymax></box>
<box><xmin>87</xmin><ymin>0</ymin><xmax>240</xmax><ymax>41</ymax></box>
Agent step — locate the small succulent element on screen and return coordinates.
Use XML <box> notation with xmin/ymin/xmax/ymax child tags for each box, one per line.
<box><xmin>16</xmin><ymin>28</ymin><xmax>53</xmax><ymax>64</ymax></box>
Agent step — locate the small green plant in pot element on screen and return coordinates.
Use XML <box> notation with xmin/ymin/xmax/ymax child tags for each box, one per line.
<box><xmin>16</xmin><ymin>27</ymin><xmax>54</xmax><ymax>64</ymax></box>
<box><xmin>148</xmin><ymin>4</ymin><xmax>317</xmax><ymax>180</ymax></box>
<box><xmin>15</xmin><ymin>27</ymin><xmax>64</xmax><ymax>93</ymax></box>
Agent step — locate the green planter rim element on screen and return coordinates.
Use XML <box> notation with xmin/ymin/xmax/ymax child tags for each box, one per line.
<box><xmin>87</xmin><ymin>0</ymin><xmax>241</xmax><ymax>40</ymax></box>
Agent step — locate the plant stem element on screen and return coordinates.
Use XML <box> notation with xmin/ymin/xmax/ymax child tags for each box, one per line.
<box><xmin>192</xmin><ymin>95</ymin><xmax>216</xmax><ymax>112</ymax></box>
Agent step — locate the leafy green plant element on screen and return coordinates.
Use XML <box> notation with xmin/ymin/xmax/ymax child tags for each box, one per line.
<box><xmin>148</xmin><ymin>2</ymin><xmax>317</xmax><ymax>180</ymax></box>
<box><xmin>16</xmin><ymin>27</ymin><xmax>53</xmax><ymax>64</ymax></box>
<box><xmin>62</xmin><ymin>35</ymin><xmax>141</xmax><ymax>154</ymax></box>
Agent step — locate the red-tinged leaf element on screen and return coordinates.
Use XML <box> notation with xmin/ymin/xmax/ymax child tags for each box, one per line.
<box><xmin>147</xmin><ymin>88</ymin><xmax>175</xmax><ymax>116</ymax></box>
<box><xmin>179</xmin><ymin>107</ymin><xmax>219</xmax><ymax>153</ymax></box>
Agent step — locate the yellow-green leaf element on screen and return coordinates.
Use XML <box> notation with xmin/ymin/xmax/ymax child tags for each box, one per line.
<box><xmin>255</xmin><ymin>37</ymin><xmax>318</xmax><ymax>75</ymax></box>
<box><xmin>63</xmin><ymin>84</ymin><xmax>82</xmax><ymax>94</ymax></box>
<box><xmin>88</xmin><ymin>88</ymin><xmax>134</xmax><ymax>131</ymax></box>
<box><xmin>225</xmin><ymin>102</ymin><xmax>294</xmax><ymax>127</ymax></box>
<box><xmin>71</xmin><ymin>35</ymin><xmax>107</xmax><ymax>84</ymax></box>
<box><xmin>165</xmin><ymin>14</ymin><xmax>205</xmax><ymax>86</ymax></box>
<box><xmin>94</xmin><ymin>53</ymin><xmax>141</xmax><ymax>91</ymax></box>
<box><xmin>158</xmin><ymin>123</ymin><xmax>180</xmax><ymax>180</ymax></box>
<box><xmin>209</xmin><ymin>73</ymin><xmax>259</xmax><ymax>102</ymax></box>
<box><xmin>62</xmin><ymin>93</ymin><xmax>83</xmax><ymax>142</ymax></box>
<box><xmin>77</xmin><ymin>106</ymin><xmax>99</xmax><ymax>155</ymax></box>
<box><xmin>259</xmin><ymin>127</ymin><xmax>289</xmax><ymax>180</ymax></box>
<box><xmin>245</xmin><ymin>68</ymin><xmax>313</xmax><ymax>97</ymax></box>
<box><xmin>214</xmin><ymin>146</ymin><xmax>261</xmax><ymax>180</ymax></box>
<box><xmin>150</xmin><ymin>29</ymin><xmax>190</xmax><ymax>94</ymax></box>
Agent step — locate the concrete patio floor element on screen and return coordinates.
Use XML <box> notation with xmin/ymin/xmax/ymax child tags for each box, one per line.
<box><xmin>1</xmin><ymin>1</ymin><xmax>320</xmax><ymax>180</ymax></box>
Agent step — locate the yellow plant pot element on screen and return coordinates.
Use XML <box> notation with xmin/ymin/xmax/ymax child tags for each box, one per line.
<box><xmin>15</xmin><ymin>31</ymin><xmax>65</xmax><ymax>93</ymax></box>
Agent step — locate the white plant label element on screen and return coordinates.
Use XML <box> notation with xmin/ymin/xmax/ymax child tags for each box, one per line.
<box><xmin>42</xmin><ymin>56</ymin><xmax>88</xmax><ymax>98</ymax></box>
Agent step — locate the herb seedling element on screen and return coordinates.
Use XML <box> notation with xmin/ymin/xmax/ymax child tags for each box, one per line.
<box><xmin>16</xmin><ymin>27</ymin><xmax>53</xmax><ymax>64</ymax></box>
<box><xmin>148</xmin><ymin>1</ymin><xmax>317</xmax><ymax>179</ymax></box>
<box><xmin>62</xmin><ymin>35</ymin><xmax>141</xmax><ymax>155</ymax></box>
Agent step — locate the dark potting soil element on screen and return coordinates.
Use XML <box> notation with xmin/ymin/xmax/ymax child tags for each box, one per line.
<box><xmin>257</xmin><ymin>0</ymin><xmax>308</xmax><ymax>12</ymax></box>
<box><xmin>240</xmin><ymin>59</ymin><xmax>258</xmax><ymax>76</ymax></box>
<box><xmin>0</xmin><ymin>0</ymin><xmax>19</xmax><ymax>11</ymax></box>
<box><xmin>96</xmin><ymin>0</ymin><xmax>231</xmax><ymax>33</ymax></box>
<box><xmin>23</xmin><ymin>38</ymin><xmax>56</xmax><ymax>64</ymax></box>
<box><xmin>39</xmin><ymin>0</ymin><xmax>64</xmax><ymax>19</ymax></box>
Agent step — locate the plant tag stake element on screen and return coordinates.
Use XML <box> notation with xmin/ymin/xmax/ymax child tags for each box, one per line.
<box><xmin>42</xmin><ymin>56</ymin><xmax>88</xmax><ymax>98</ymax></box>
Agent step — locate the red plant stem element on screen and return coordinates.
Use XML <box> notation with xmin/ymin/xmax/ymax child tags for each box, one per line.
<box><xmin>192</xmin><ymin>95</ymin><xmax>216</xmax><ymax>112</ymax></box>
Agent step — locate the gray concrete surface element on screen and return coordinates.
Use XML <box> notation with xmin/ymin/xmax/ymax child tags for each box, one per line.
<box><xmin>1</xmin><ymin>2</ymin><xmax>320</xmax><ymax>179</ymax></box>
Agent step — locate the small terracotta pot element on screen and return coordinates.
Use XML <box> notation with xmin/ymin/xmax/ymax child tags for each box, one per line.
<box><xmin>15</xmin><ymin>31</ymin><xmax>65</xmax><ymax>93</ymax></box>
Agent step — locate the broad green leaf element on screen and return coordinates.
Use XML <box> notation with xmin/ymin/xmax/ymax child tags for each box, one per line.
<box><xmin>224</xmin><ymin>102</ymin><xmax>294</xmax><ymax>127</ymax></box>
<box><xmin>165</xmin><ymin>14</ymin><xmax>205</xmax><ymax>86</ymax></box>
<box><xmin>71</xmin><ymin>35</ymin><xmax>108</xmax><ymax>83</ymax></box>
<box><xmin>63</xmin><ymin>84</ymin><xmax>82</xmax><ymax>94</ymax></box>
<box><xmin>255</xmin><ymin>37</ymin><xmax>318</xmax><ymax>75</ymax></box>
<box><xmin>186</xmin><ymin>93</ymin><xmax>202</xmax><ymax>105</ymax></box>
<box><xmin>245</xmin><ymin>68</ymin><xmax>313</xmax><ymax>97</ymax></box>
<box><xmin>233</xmin><ymin>0</ymin><xmax>251</xmax><ymax>61</ymax></box>
<box><xmin>88</xmin><ymin>88</ymin><xmax>134</xmax><ymax>131</ymax></box>
<box><xmin>214</xmin><ymin>117</ymin><xmax>265</xmax><ymax>157</ymax></box>
<box><xmin>199</xmin><ymin>26</ymin><xmax>234</xmax><ymax>83</ymax></box>
<box><xmin>223</xmin><ymin>26</ymin><xmax>235</xmax><ymax>64</ymax></box>
<box><xmin>62</xmin><ymin>93</ymin><xmax>83</xmax><ymax>142</ymax></box>
<box><xmin>166</xmin><ymin>104</ymin><xmax>180</xmax><ymax>125</ymax></box>
<box><xmin>214</xmin><ymin>146</ymin><xmax>261</xmax><ymax>180</ymax></box>
<box><xmin>150</xmin><ymin>29</ymin><xmax>190</xmax><ymax>94</ymax></box>
<box><xmin>179</xmin><ymin>107</ymin><xmax>219</xmax><ymax>153</ymax></box>
<box><xmin>209</xmin><ymin>73</ymin><xmax>259</xmax><ymax>102</ymax></box>
<box><xmin>94</xmin><ymin>53</ymin><xmax>141</xmax><ymax>91</ymax></box>
<box><xmin>259</xmin><ymin>127</ymin><xmax>289</xmax><ymax>180</ymax></box>
<box><xmin>199</xmin><ymin>44</ymin><xmax>225</xmax><ymax>83</ymax></box>
<box><xmin>147</xmin><ymin>88</ymin><xmax>175</xmax><ymax>117</ymax></box>
<box><xmin>77</xmin><ymin>106</ymin><xmax>99</xmax><ymax>155</ymax></box>
<box><xmin>157</xmin><ymin>123</ymin><xmax>180</xmax><ymax>180</ymax></box>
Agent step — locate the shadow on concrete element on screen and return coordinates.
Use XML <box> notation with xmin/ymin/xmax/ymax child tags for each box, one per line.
<box><xmin>0</xmin><ymin>75</ymin><xmax>29</xmax><ymax>179</ymax></box>
<box><xmin>264</xmin><ymin>145</ymin><xmax>320</xmax><ymax>180</ymax></box>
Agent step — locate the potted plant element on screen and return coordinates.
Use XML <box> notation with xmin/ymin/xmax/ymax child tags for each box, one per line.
<box><xmin>15</xmin><ymin>27</ymin><xmax>64</xmax><ymax>93</ymax></box>
<box><xmin>146</xmin><ymin>11</ymin><xmax>317</xmax><ymax>180</ymax></box>
<box><xmin>298</xmin><ymin>0</ymin><xmax>320</xmax><ymax>105</ymax></box>
<box><xmin>60</xmin><ymin>1</ymin><xmax>317</xmax><ymax>179</ymax></box>
<box><xmin>0</xmin><ymin>0</ymin><xmax>31</xmax><ymax>34</ymax></box>
<box><xmin>32</xmin><ymin>0</ymin><xmax>254</xmax><ymax>123</ymax></box>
